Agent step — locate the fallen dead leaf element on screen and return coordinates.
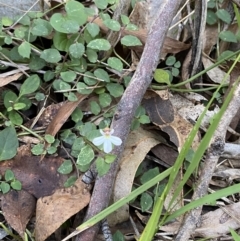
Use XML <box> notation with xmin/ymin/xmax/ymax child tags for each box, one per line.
<box><xmin>142</xmin><ymin>90</ymin><xmax>200</xmax><ymax>151</ymax></box>
<box><xmin>202</xmin><ymin>56</ymin><xmax>230</xmax><ymax>84</ymax></box>
<box><xmin>0</xmin><ymin>72</ymin><xmax>24</xmax><ymax>87</ymax></box>
<box><xmin>0</xmin><ymin>154</ymin><xmax>68</xmax><ymax>198</ymax></box>
<box><xmin>108</xmin><ymin>127</ymin><xmax>161</xmax><ymax>226</ymax></box>
<box><xmin>1</xmin><ymin>190</ymin><xmax>36</xmax><ymax>238</ymax></box>
<box><xmin>35</xmin><ymin>177</ymin><xmax>91</xmax><ymax>241</ymax></box>
<box><xmin>160</xmin><ymin>202</ymin><xmax>240</xmax><ymax>238</ymax></box>
<box><xmin>46</xmin><ymin>93</ymin><xmax>88</xmax><ymax>137</ymax></box>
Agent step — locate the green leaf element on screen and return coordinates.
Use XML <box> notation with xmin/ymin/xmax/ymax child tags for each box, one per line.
<box><xmin>121</xmin><ymin>35</ymin><xmax>142</xmax><ymax>46</ymax></box>
<box><xmin>121</xmin><ymin>15</ymin><xmax>130</xmax><ymax>25</ymax></box>
<box><xmin>69</xmin><ymin>42</ymin><xmax>85</xmax><ymax>59</ymax></box>
<box><xmin>31</xmin><ymin>19</ymin><xmax>53</xmax><ymax>36</ymax></box>
<box><xmin>8</xmin><ymin>111</ymin><xmax>23</xmax><ymax>125</ymax></box>
<box><xmin>207</xmin><ymin>10</ymin><xmax>218</xmax><ymax>25</ymax></box>
<box><xmin>58</xmin><ymin>159</ymin><xmax>73</xmax><ymax>174</ymax></box>
<box><xmin>99</xmin><ymin>93</ymin><xmax>112</xmax><ymax>107</ymax></box>
<box><xmin>166</xmin><ymin>56</ymin><xmax>176</xmax><ymax>66</ymax></box>
<box><xmin>1</xmin><ymin>182</ymin><xmax>10</xmax><ymax>194</ymax></box>
<box><xmin>139</xmin><ymin>115</ymin><xmax>150</xmax><ymax>124</ymax></box>
<box><xmin>84</xmin><ymin>71</ymin><xmax>97</xmax><ymax>85</ymax></box>
<box><xmin>47</xmin><ymin>146</ymin><xmax>57</xmax><ymax>154</ymax></box>
<box><xmin>105</xmin><ymin>154</ymin><xmax>116</xmax><ymax>163</ymax></box>
<box><xmin>65</xmin><ymin>1</ymin><xmax>87</xmax><ymax>25</ymax></box>
<box><xmin>0</xmin><ymin>127</ymin><xmax>18</xmax><ymax>161</ymax></box>
<box><xmin>86</xmin><ymin>23</ymin><xmax>100</xmax><ymax>37</ymax></box>
<box><xmin>18</xmin><ymin>41</ymin><xmax>31</xmax><ymax>58</ymax></box>
<box><xmin>174</xmin><ymin>61</ymin><xmax>181</xmax><ymax>68</ymax></box>
<box><xmin>71</xmin><ymin>108</ymin><xmax>83</xmax><ymax>122</ymax></box>
<box><xmin>19</xmin><ymin>74</ymin><xmax>41</xmax><ymax>97</ymax></box>
<box><xmin>44</xmin><ymin>71</ymin><xmax>55</xmax><ymax>82</ymax></box>
<box><xmin>140</xmin><ymin>193</ymin><xmax>153</xmax><ymax>212</ymax></box>
<box><xmin>113</xmin><ymin>231</ymin><xmax>125</xmax><ymax>241</ymax></box>
<box><xmin>77</xmin><ymin>145</ymin><xmax>94</xmax><ymax>165</ymax></box>
<box><xmin>61</xmin><ymin>71</ymin><xmax>76</xmax><ymax>83</ymax></box>
<box><xmin>216</xmin><ymin>9</ymin><xmax>231</xmax><ymax>24</ymax></box>
<box><xmin>219</xmin><ymin>31</ymin><xmax>237</xmax><ymax>43</ymax></box>
<box><xmin>90</xmin><ymin>101</ymin><xmax>101</xmax><ymax>115</ymax></box>
<box><xmin>96</xmin><ymin>157</ymin><xmax>110</xmax><ymax>176</ymax></box>
<box><xmin>11</xmin><ymin>180</ymin><xmax>22</xmax><ymax>190</ymax></box>
<box><xmin>125</xmin><ymin>23</ymin><xmax>138</xmax><ymax>31</ymax></box>
<box><xmin>2</xmin><ymin>17</ymin><xmax>13</xmax><ymax>26</ymax></box>
<box><xmin>50</xmin><ymin>1</ymin><xmax>87</xmax><ymax>33</ymax></box>
<box><xmin>86</xmin><ymin>48</ymin><xmax>98</xmax><ymax>63</ymax></box>
<box><xmin>94</xmin><ymin>68</ymin><xmax>110</xmax><ymax>82</ymax></box>
<box><xmin>106</xmin><ymin>83</ymin><xmax>124</xmax><ymax>97</ymax></box>
<box><xmin>31</xmin><ymin>143</ymin><xmax>45</xmax><ymax>155</ymax></box>
<box><xmin>171</xmin><ymin>67</ymin><xmax>179</xmax><ymax>77</ymax></box>
<box><xmin>64</xmin><ymin>176</ymin><xmax>77</xmax><ymax>187</ymax></box>
<box><xmin>13</xmin><ymin>103</ymin><xmax>26</xmax><ymax>110</ymax></box>
<box><xmin>3</xmin><ymin>91</ymin><xmax>17</xmax><ymax>109</ymax></box>
<box><xmin>44</xmin><ymin>134</ymin><xmax>55</xmax><ymax>144</ymax></box>
<box><xmin>77</xmin><ymin>82</ymin><xmax>93</xmax><ymax>94</ymax></box>
<box><xmin>140</xmin><ymin>167</ymin><xmax>159</xmax><ymax>184</ymax></box>
<box><xmin>67</xmin><ymin>92</ymin><xmax>78</xmax><ymax>101</ymax></box>
<box><xmin>40</xmin><ymin>49</ymin><xmax>62</xmax><ymax>63</ymax></box>
<box><xmin>103</xmin><ymin>19</ymin><xmax>121</xmax><ymax>31</ymax></box>
<box><xmin>94</xmin><ymin>0</ymin><xmax>108</xmax><ymax>9</ymax></box>
<box><xmin>107</xmin><ymin>57</ymin><xmax>123</xmax><ymax>71</ymax></box>
<box><xmin>135</xmin><ymin>106</ymin><xmax>146</xmax><ymax>117</ymax></box>
<box><xmin>53</xmin><ymin>32</ymin><xmax>73</xmax><ymax>51</ymax></box>
<box><xmin>153</xmin><ymin>69</ymin><xmax>170</xmax><ymax>84</ymax></box>
<box><xmin>4</xmin><ymin>36</ymin><xmax>12</xmax><ymax>45</ymax></box>
<box><xmin>131</xmin><ymin>119</ymin><xmax>140</xmax><ymax>130</ymax></box>
<box><xmin>5</xmin><ymin>169</ymin><xmax>15</xmax><ymax>181</ymax></box>
<box><xmin>87</xmin><ymin>39</ymin><xmax>111</xmax><ymax>51</ymax></box>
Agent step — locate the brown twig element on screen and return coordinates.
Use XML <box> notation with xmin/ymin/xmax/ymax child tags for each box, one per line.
<box><xmin>175</xmin><ymin>81</ymin><xmax>240</xmax><ymax>241</ymax></box>
<box><xmin>76</xmin><ymin>1</ymin><xmax>182</xmax><ymax>241</ymax></box>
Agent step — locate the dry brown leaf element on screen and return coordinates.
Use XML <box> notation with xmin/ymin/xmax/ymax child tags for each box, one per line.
<box><xmin>0</xmin><ymin>155</ymin><xmax>68</xmax><ymax>198</ymax></box>
<box><xmin>160</xmin><ymin>202</ymin><xmax>240</xmax><ymax>238</ymax></box>
<box><xmin>169</xmin><ymin>92</ymin><xmax>220</xmax><ymax>129</ymax></box>
<box><xmin>35</xmin><ymin>177</ymin><xmax>91</xmax><ymax>241</ymax></box>
<box><xmin>202</xmin><ymin>56</ymin><xmax>230</xmax><ymax>84</ymax></box>
<box><xmin>142</xmin><ymin>90</ymin><xmax>200</xmax><ymax>151</ymax></box>
<box><xmin>0</xmin><ymin>72</ymin><xmax>23</xmax><ymax>87</ymax></box>
<box><xmin>1</xmin><ymin>190</ymin><xmax>36</xmax><ymax>238</ymax></box>
<box><xmin>46</xmin><ymin>93</ymin><xmax>87</xmax><ymax>137</ymax></box>
<box><xmin>108</xmin><ymin>127</ymin><xmax>161</xmax><ymax>226</ymax></box>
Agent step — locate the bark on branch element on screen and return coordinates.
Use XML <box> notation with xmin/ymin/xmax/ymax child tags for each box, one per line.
<box><xmin>76</xmin><ymin>1</ymin><xmax>182</xmax><ymax>240</ymax></box>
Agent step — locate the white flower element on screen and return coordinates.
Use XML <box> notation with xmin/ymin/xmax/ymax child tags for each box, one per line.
<box><xmin>92</xmin><ymin>128</ymin><xmax>122</xmax><ymax>153</ymax></box>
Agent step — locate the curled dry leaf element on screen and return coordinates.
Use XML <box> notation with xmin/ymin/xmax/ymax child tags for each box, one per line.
<box><xmin>108</xmin><ymin>127</ymin><xmax>161</xmax><ymax>226</ymax></box>
<box><xmin>35</xmin><ymin>177</ymin><xmax>91</xmax><ymax>241</ymax></box>
<box><xmin>202</xmin><ymin>56</ymin><xmax>230</xmax><ymax>84</ymax></box>
<box><xmin>142</xmin><ymin>90</ymin><xmax>200</xmax><ymax>151</ymax></box>
<box><xmin>1</xmin><ymin>190</ymin><xmax>36</xmax><ymax>238</ymax></box>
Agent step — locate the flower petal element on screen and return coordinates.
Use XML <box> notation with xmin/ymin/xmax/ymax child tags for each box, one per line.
<box><xmin>103</xmin><ymin>139</ymin><xmax>112</xmax><ymax>153</ymax></box>
<box><xmin>92</xmin><ymin>136</ymin><xmax>105</xmax><ymax>146</ymax></box>
<box><xmin>100</xmin><ymin>129</ymin><xmax>105</xmax><ymax>135</ymax></box>
<box><xmin>110</xmin><ymin>136</ymin><xmax>122</xmax><ymax>146</ymax></box>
